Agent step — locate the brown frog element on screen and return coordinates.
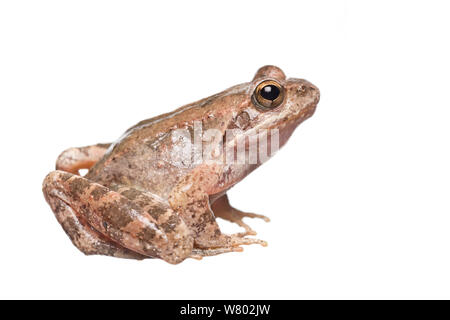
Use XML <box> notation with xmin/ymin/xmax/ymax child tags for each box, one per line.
<box><xmin>42</xmin><ymin>66</ymin><xmax>320</xmax><ymax>264</ymax></box>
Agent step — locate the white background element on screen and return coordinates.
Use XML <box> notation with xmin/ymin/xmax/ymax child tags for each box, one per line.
<box><xmin>1</xmin><ymin>0</ymin><xmax>449</xmax><ymax>299</ymax></box>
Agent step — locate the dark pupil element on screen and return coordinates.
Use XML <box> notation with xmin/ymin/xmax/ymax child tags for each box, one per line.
<box><xmin>260</xmin><ymin>85</ymin><xmax>280</xmax><ymax>101</ymax></box>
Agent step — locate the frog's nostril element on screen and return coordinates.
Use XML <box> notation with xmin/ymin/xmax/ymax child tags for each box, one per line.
<box><xmin>297</xmin><ymin>84</ymin><xmax>320</xmax><ymax>100</ymax></box>
<box><xmin>297</xmin><ymin>85</ymin><xmax>307</xmax><ymax>96</ymax></box>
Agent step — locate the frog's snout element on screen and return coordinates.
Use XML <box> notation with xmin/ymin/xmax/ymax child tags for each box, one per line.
<box><xmin>298</xmin><ymin>80</ymin><xmax>320</xmax><ymax>104</ymax></box>
<box><xmin>307</xmin><ymin>84</ymin><xmax>320</xmax><ymax>117</ymax></box>
<box><xmin>287</xmin><ymin>79</ymin><xmax>320</xmax><ymax>117</ymax></box>
<box><xmin>309</xmin><ymin>83</ymin><xmax>320</xmax><ymax>106</ymax></box>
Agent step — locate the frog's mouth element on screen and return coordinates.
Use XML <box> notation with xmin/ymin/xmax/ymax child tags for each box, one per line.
<box><xmin>275</xmin><ymin>99</ymin><xmax>318</xmax><ymax>147</ymax></box>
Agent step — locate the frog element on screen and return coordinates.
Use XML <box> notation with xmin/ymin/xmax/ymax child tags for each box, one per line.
<box><xmin>42</xmin><ymin>65</ymin><xmax>320</xmax><ymax>264</ymax></box>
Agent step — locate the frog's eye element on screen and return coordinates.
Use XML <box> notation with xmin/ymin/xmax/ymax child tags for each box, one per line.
<box><xmin>252</xmin><ymin>80</ymin><xmax>285</xmax><ymax>110</ymax></box>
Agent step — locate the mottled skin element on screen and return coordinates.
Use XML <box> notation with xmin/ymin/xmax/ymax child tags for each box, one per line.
<box><xmin>42</xmin><ymin>66</ymin><xmax>320</xmax><ymax>264</ymax></box>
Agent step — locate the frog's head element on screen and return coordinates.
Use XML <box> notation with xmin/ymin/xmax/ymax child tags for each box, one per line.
<box><xmin>226</xmin><ymin>66</ymin><xmax>320</xmax><ymax>151</ymax></box>
<box><xmin>163</xmin><ymin>65</ymin><xmax>319</xmax><ymax>170</ymax></box>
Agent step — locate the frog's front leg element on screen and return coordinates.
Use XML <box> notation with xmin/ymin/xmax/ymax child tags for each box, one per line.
<box><xmin>211</xmin><ymin>194</ymin><xmax>270</xmax><ymax>236</ymax></box>
<box><xmin>168</xmin><ymin>165</ymin><xmax>267</xmax><ymax>252</ymax></box>
<box><xmin>56</xmin><ymin>143</ymin><xmax>111</xmax><ymax>174</ymax></box>
<box><xmin>43</xmin><ymin>170</ymin><xmax>194</xmax><ymax>264</ymax></box>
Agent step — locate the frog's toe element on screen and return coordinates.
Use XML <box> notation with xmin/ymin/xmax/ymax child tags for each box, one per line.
<box><xmin>190</xmin><ymin>246</ymin><xmax>244</xmax><ymax>259</ymax></box>
<box><xmin>239</xmin><ymin>211</ymin><xmax>271</xmax><ymax>223</ymax></box>
<box><xmin>229</xmin><ymin>235</ymin><xmax>268</xmax><ymax>247</ymax></box>
<box><xmin>233</xmin><ymin>219</ymin><xmax>258</xmax><ymax>236</ymax></box>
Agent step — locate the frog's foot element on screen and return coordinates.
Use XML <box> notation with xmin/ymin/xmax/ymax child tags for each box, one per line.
<box><xmin>56</xmin><ymin>143</ymin><xmax>111</xmax><ymax>175</ymax></box>
<box><xmin>211</xmin><ymin>194</ymin><xmax>270</xmax><ymax>236</ymax></box>
<box><xmin>43</xmin><ymin>170</ymin><xmax>194</xmax><ymax>264</ymax></box>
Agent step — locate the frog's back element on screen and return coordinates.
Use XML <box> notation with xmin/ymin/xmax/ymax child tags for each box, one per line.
<box><xmin>85</xmin><ymin>89</ymin><xmax>240</xmax><ymax>199</ymax></box>
<box><xmin>85</xmin><ymin>111</ymin><xmax>192</xmax><ymax>199</ymax></box>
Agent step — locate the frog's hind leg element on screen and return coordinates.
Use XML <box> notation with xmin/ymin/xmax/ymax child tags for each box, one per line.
<box><xmin>211</xmin><ymin>194</ymin><xmax>270</xmax><ymax>237</ymax></box>
<box><xmin>44</xmin><ymin>187</ymin><xmax>145</xmax><ymax>259</ymax></box>
<box><xmin>56</xmin><ymin>143</ymin><xmax>111</xmax><ymax>174</ymax></box>
<box><xmin>43</xmin><ymin>170</ymin><xmax>194</xmax><ymax>264</ymax></box>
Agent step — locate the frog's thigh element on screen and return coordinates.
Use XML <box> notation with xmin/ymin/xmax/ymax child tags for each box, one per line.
<box><xmin>56</xmin><ymin>143</ymin><xmax>111</xmax><ymax>174</ymax></box>
<box><xmin>44</xmin><ymin>188</ymin><xmax>145</xmax><ymax>259</ymax></box>
<box><xmin>43</xmin><ymin>171</ymin><xmax>193</xmax><ymax>264</ymax></box>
